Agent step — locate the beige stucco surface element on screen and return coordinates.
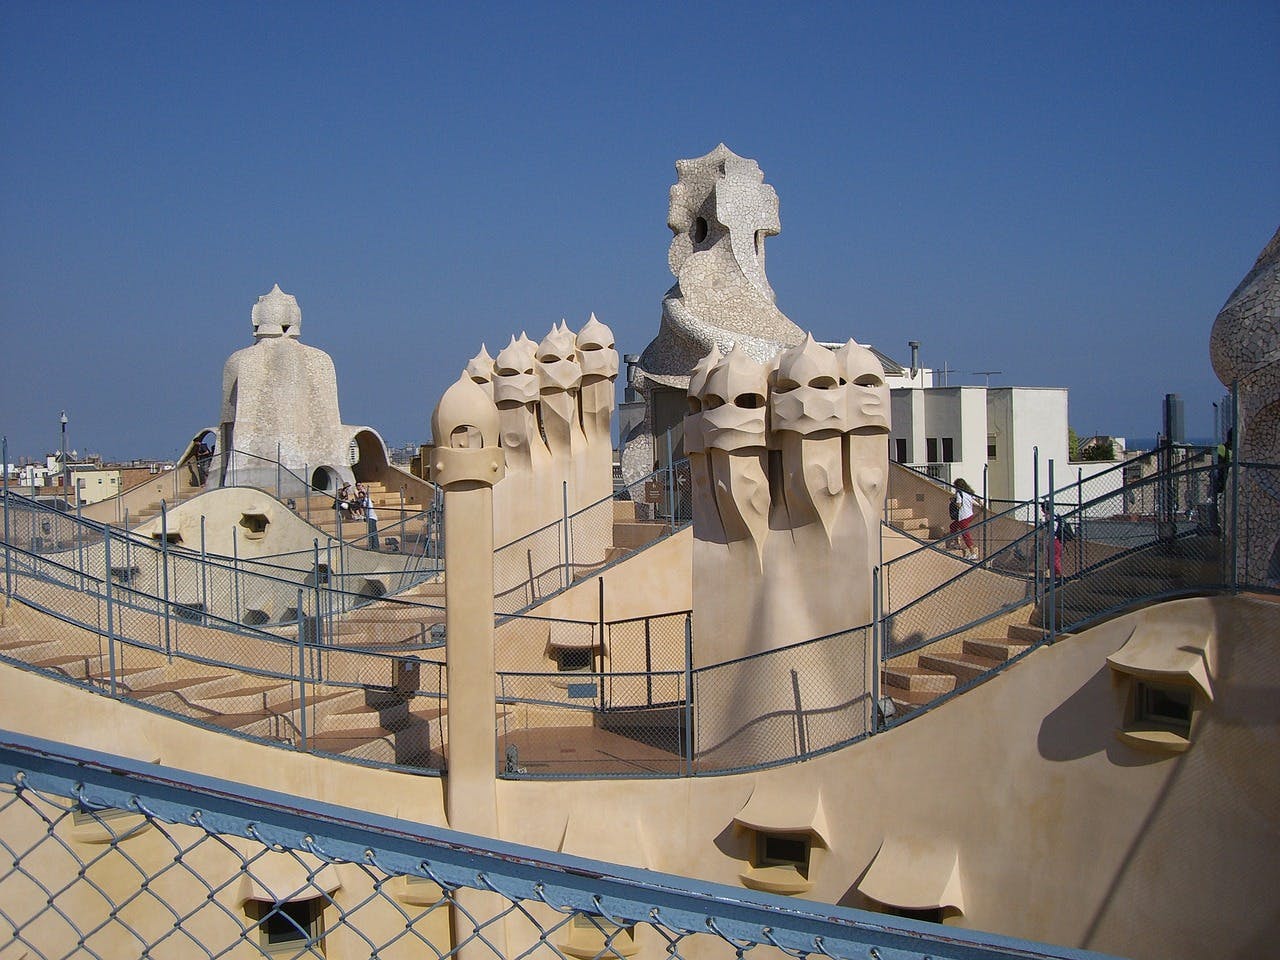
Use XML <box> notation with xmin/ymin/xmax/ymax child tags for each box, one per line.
<box><xmin>2</xmin><ymin>594</ymin><xmax>1276</xmax><ymax>958</ymax></box>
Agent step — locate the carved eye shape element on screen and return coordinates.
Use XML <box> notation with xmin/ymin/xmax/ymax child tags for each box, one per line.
<box><xmin>693</xmin><ymin>217</ymin><xmax>708</xmax><ymax>243</ymax></box>
<box><xmin>580</xmin><ymin>342</ymin><xmax>601</xmax><ymax>351</ymax></box>
<box><xmin>539</xmin><ymin>353</ymin><xmax>560</xmax><ymax>364</ymax></box>
<box><xmin>450</xmin><ymin>425</ymin><xmax>483</xmax><ymax>449</ymax></box>
<box><xmin>688</xmin><ymin>396</ymin><xmax>702</xmax><ymax>413</ymax></box>
<box><xmin>735</xmin><ymin>393</ymin><xmax>765</xmax><ymax>409</ymax></box>
<box><xmin>495</xmin><ymin>365</ymin><xmax>520</xmax><ymax>377</ymax></box>
<box><xmin>773</xmin><ymin>377</ymin><xmax>800</xmax><ymax>394</ymax></box>
<box><xmin>469</xmin><ymin>374</ymin><xmax>488</xmax><ymax>385</ymax></box>
<box><xmin>854</xmin><ymin>374</ymin><xmax>884</xmax><ymax>388</ymax></box>
<box><xmin>704</xmin><ymin>393</ymin><xmax>725</xmax><ymax>410</ymax></box>
<box><xmin>808</xmin><ymin>375</ymin><xmax>838</xmax><ymax>390</ymax></box>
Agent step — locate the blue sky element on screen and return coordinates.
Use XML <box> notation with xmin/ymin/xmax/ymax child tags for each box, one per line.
<box><xmin>1</xmin><ymin>2</ymin><xmax>1276</xmax><ymax>461</ymax></box>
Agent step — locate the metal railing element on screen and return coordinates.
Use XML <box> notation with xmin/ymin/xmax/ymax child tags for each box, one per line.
<box><xmin>0</xmin><ymin>429</ymin><xmax>1270</xmax><ymax>780</ymax></box>
<box><xmin>493</xmin><ymin>460</ymin><xmax>692</xmax><ymax>615</ymax></box>
<box><xmin>0</xmin><ymin>730</ymin><xmax>1114</xmax><ymax>960</ymax></box>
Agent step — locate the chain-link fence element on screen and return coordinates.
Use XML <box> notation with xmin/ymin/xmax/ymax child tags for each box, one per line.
<box><xmin>493</xmin><ymin>462</ymin><xmax>692</xmax><ymax>616</ymax></box>
<box><xmin>0</xmin><ymin>731</ymin><xmax>1102</xmax><ymax>960</ymax></box>
<box><xmin>691</xmin><ymin>625</ymin><xmax>871</xmax><ymax>775</ymax></box>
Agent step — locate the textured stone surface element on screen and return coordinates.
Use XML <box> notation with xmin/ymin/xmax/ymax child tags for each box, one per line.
<box><xmin>212</xmin><ymin>285</ymin><xmax>372</xmax><ymax>494</ymax></box>
<box><xmin>1212</xmin><ymin>225</ymin><xmax>1280</xmax><ymax>581</ymax></box>
<box><xmin>622</xmin><ymin>145</ymin><xmax>806</xmax><ymax>484</ymax></box>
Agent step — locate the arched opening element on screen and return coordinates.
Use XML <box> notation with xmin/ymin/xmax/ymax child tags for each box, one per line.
<box><xmin>351</xmin><ymin>429</ymin><xmax>390</xmax><ymax>484</ymax></box>
<box><xmin>310</xmin><ymin>466</ymin><xmax>339</xmax><ymax>492</ymax></box>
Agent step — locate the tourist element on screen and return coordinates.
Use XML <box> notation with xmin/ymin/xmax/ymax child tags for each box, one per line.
<box><xmin>362</xmin><ymin>484</ymin><xmax>379</xmax><ymax>550</ymax></box>
<box><xmin>336</xmin><ymin>482</ymin><xmax>353</xmax><ymax>522</ymax></box>
<box><xmin>349</xmin><ymin>483</ymin><xmax>365</xmax><ymax>520</ymax></box>
<box><xmin>949</xmin><ymin>478</ymin><xmax>979</xmax><ymax>561</ymax></box>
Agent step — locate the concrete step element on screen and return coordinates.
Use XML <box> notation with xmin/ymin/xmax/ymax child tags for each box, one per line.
<box><xmin>919</xmin><ymin>651</ymin><xmax>1005</xmax><ymax>685</ymax></box>
<box><xmin>190</xmin><ymin>681</ymin><xmax>296</xmax><ymax>713</ymax></box>
<box><xmin>1007</xmin><ymin>624</ymin><xmax>1048</xmax><ymax>644</ymax></box>
<box><xmin>963</xmin><ymin>637</ymin><xmax>1031</xmax><ymax>662</ymax></box>
<box><xmin>613</xmin><ymin>521</ymin><xmax>666</xmax><ymax>550</ymax></box>
<box><xmin>31</xmin><ymin>653</ymin><xmax>107</xmax><ymax>680</ymax></box>
<box><xmin>881</xmin><ymin>665</ymin><xmax>956</xmax><ymax>693</ymax></box>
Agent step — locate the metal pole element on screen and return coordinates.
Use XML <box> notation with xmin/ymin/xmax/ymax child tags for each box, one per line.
<box><xmin>75</xmin><ymin>494</ymin><xmax>84</xmax><ymax>588</ymax></box>
<box><xmin>1047</xmin><ymin>459</ymin><xmax>1056</xmax><ymax>643</ymax></box>
<box><xmin>200</xmin><ymin>515</ymin><xmax>208</xmax><ymax>619</ymax></box>
<box><xmin>233</xmin><ymin>527</ymin><xmax>241</xmax><ymax>625</ymax></box>
<box><xmin>562</xmin><ymin>480</ymin><xmax>570</xmax><ymax>590</ymax></box>
<box><xmin>160</xmin><ymin>502</ymin><xmax>171</xmax><ymax>660</ymax></box>
<box><xmin>3</xmin><ymin>435</ymin><xmax>10</xmax><ymax>606</ymax></box>
<box><xmin>871</xmin><ymin>566</ymin><xmax>882</xmax><ymax>734</ymax></box>
<box><xmin>1033</xmin><ymin>448</ymin><xmax>1041</xmax><ymax>606</ymax></box>
<box><xmin>400</xmin><ymin>487</ymin><xmax>406</xmax><ymax>548</ymax></box>
<box><xmin>103</xmin><ymin>529</ymin><xmax>117</xmax><ymax>696</ymax></box>
<box><xmin>304</xmin><ymin>463</ymin><xmax>310</xmax><ymax>523</ymax></box>
<box><xmin>644</xmin><ymin>615</ymin><xmax>653</xmax><ymax>707</ymax></box>
<box><xmin>981</xmin><ymin>464</ymin><xmax>988</xmax><ymax>561</ymax></box>
<box><xmin>276</xmin><ymin>442</ymin><xmax>282</xmax><ymax>500</ymax></box>
<box><xmin>296</xmin><ymin>587</ymin><xmax>308</xmax><ymax>752</ymax></box>
<box><xmin>313</xmin><ymin>538</ymin><xmax>324</xmax><ymax>677</ymax></box>
<box><xmin>683</xmin><ymin>613</ymin><xmax>695</xmax><ymax>776</ymax></box>
<box><xmin>1076</xmin><ymin>467</ymin><xmax>1084</xmax><ymax>577</ymax></box>
<box><xmin>666</xmin><ymin>429</ymin><xmax>675</xmax><ymax>528</ymax></box>
<box><xmin>1230</xmin><ymin>381</ymin><xmax>1240</xmax><ymax>591</ymax></box>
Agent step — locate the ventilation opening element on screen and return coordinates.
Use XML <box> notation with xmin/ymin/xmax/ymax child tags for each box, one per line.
<box><xmin>693</xmin><ymin>216</ymin><xmax>708</xmax><ymax>243</ymax></box>
<box><xmin>242</xmin><ymin>609</ymin><xmax>271</xmax><ymax>626</ymax></box>
<box><xmin>239</xmin><ymin>512</ymin><xmax>270</xmax><ymax>540</ymax></box>
<box><xmin>557</xmin><ymin>648</ymin><xmax>593</xmax><ymax>673</ymax></box>
<box><xmin>310</xmin><ymin>468</ymin><xmax>332</xmax><ymax>491</ymax></box>
<box><xmin>152</xmin><ymin>532</ymin><xmax>184</xmax><ymax>545</ymax></box>
<box><xmin>304</xmin><ymin>564</ymin><xmax>330</xmax><ymax>587</ymax></box>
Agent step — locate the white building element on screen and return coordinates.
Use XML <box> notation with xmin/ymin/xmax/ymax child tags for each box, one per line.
<box><xmin>889</xmin><ymin>384</ymin><xmax>1118</xmax><ymax>506</ymax></box>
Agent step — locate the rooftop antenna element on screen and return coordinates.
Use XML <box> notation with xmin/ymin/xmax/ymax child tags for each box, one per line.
<box><xmin>972</xmin><ymin>371</ymin><xmax>1002</xmax><ymax>388</ymax></box>
<box><xmin>940</xmin><ymin>361</ymin><xmax>951</xmax><ymax>386</ymax></box>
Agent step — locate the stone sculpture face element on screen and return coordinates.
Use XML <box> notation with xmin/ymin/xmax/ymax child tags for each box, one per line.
<box><xmin>685</xmin><ymin>347</ymin><xmax>722</xmax><ymax>456</ymax></box>
<box><xmin>576</xmin><ymin>314</ymin><xmax>619</xmax><ymax>384</ymax></box>
<box><xmin>835</xmin><ymin>340</ymin><xmax>890</xmax><ymax>434</ymax></box>
<box><xmin>465</xmin><ymin>345</ymin><xmax>495</xmax><ymax>389</ymax></box>
<box><xmin>536</xmin><ymin>323</ymin><xmax>582</xmax><ymax>397</ymax></box>
<box><xmin>771</xmin><ymin>336</ymin><xmax>847</xmax><ymax>438</ymax></box>
<box><xmin>493</xmin><ymin>336</ymin><xmax>539</xmax><ymax>409</ymax></box>
<box><xmin>701</xmin><ymin>347</ymin><xmax>769</xmax><ymax>452</ymax></box>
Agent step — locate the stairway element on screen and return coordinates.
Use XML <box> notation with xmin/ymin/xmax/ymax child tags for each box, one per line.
<box><xmin>881</xmin><ymin>614</ymin><xmax>1045</xmax><ymax>717</ymax></box>
<box><xmin>885</xmin><ymin>497</ymin><xmax>931</xmax><ymax>539</ymax></box>
<box><xmin>307</xmin><ymin>481</ymin><xmax>432</xmax><ymax>553</ymax></box>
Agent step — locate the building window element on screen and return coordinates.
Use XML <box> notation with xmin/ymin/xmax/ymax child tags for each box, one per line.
<box><xmin>987</xmin><ymin>435</ymin><xmax>997</xmax><ymax>460</ymax></box>
<box><xmin>941</xmin><ymin>437</ymin><xmax>955</xmax><ymax>463</ymax></box>
<box><xmin>239</xmin><ymin>512</ymin><xmax>270</xmax><ymax>540</ymax></box>
<box><xmin>926</xmin><ymin>437</ymin><xmax>939</xmax><ymax>463</ymax></box>
<box><xmin>246</xmin><ymin>898</ymin><xmax>326</xmax><ymax>955</ymax></box>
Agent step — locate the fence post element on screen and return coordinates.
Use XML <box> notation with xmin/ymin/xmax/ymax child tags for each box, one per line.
<box><xmin>160</xmin><ymin>501</ymin><xmax>171</xmax><ymax>661</ymax></box>
<box><xmin>75</xmin><ymin>494</ymin><xmax>84</xmax><ymax>589</ymax></box>
<box><xmin>666</xmin><ymin>429</ymin><xmax>676</xmax><ymax>528</ymax></box>
<box><xmin>683</xmin><ymin>613</ymin><xmax>695</xmax><ymax>776</ymax></box>
<box><xmin>276</xmin><ymin>441</ymin><xmax>282</xmax><ymax>500</ymax></box>
<box><xmin>400</xmin><ymin>486</ymin><xmax>407</xmax><ymax>549</ymax></box>
<box><xmin>1033</xmin><ymin>448</ymin><xmax>1042</xmax><ymax>610</ymax></box>
<box><xmin>561</xmin><ymin>480</ymin><xmax>571</xmax><ymax>591</ymax></box>
<box><xmin>2</xmin><ymin>435</ymin><xmax>10</xmax><ymax>606</ymax></box>
<box><xmin>103</xmin><ymin>528</ymin><xmax>117</xmax><ymax>697</ymax></box>
<box><xmin>296</xmin><ymin>587</ymin><xmax>308</xmax><ymax>752</ymax></box>
<box><xmin>872</xmin><ymin>566</ymin><xmax>882</xmax><ymax>734</ymax></box>
<box><xmin>981</xmin><ymin>464</ymin><xmax>989</xmax><ymax>561</ymax></box>
<box><xmin>200</xmin><ymin>515</ymin><xmax>208</xmax><ymax>618</ymax></box>
<box><xmin>1047</xmin><ymin>459</ymin><xmax>1057</xmax><ymax>643</ymax></box>
<box><xmin>1076</xmin><ymin>467</ymin><xmax>1084</xmax><ymax>575</ymax></box>
<box><xmin>1230</xmin><ymin>381</ymin><xmax>1240</xmax><ymax>591</ymax></box>
<box><xmin>232</xmin><ymin>527</ymin><xmax>241</xmax><ymax>625</ymax></box>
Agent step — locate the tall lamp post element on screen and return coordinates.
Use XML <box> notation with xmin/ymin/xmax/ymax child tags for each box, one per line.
<box><xmin>59</xmin><ymin>411</ymin><xmax>69</xmax><ymax>506</ymax></box>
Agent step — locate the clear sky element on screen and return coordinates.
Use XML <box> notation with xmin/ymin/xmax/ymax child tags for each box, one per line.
<box><xmin>2</xmin><ymin>2</ymin><xmax>1276</xmax><ymax>462</ymax></box>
